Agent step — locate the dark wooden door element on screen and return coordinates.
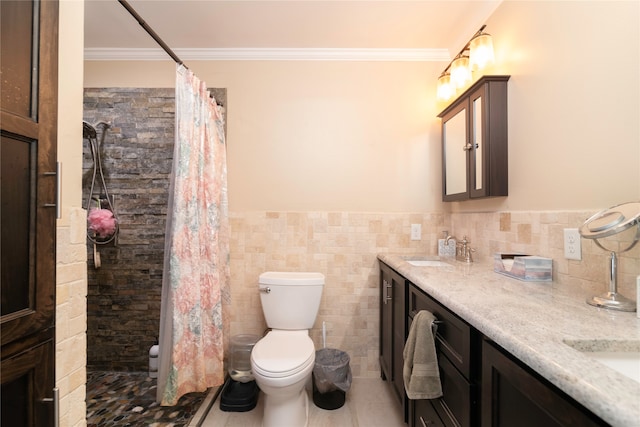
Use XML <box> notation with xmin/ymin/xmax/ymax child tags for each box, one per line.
<box><xmin>1</xmin><ymin>1</ymin><xmax>59</xmax><ymax>426</ymax></box>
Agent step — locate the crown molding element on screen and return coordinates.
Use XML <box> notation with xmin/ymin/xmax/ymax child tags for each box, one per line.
<box><xmin>84</xmin><ymin>47</ymin><xmax>450</xmax><ymax>62</ymax></box>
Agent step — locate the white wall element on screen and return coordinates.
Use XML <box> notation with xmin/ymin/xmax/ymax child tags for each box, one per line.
<box><xmin>84</xmin><ymin>60</ymin><xmax>445</xmax><ymax>212</ymax></box>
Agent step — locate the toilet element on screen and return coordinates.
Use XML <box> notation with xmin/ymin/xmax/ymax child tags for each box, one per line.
<box><xmin>250</xmin><ymin>271</ymin><xmax>324</xmax><ymax>427</ymax></box>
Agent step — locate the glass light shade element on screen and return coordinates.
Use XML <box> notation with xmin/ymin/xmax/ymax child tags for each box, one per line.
<box><xmin>469</xmin><ymin>33</ymin><xmax>494</xmax><ymax>71</ymax></box>
<box><xmin>450</xmin><ymin>55</ymin><xmax>471</xmax><ymax>88</ymax></box>
<box><xmin>436</xmin><ymin>73</ymin><xmax>455</xmax><ymax>101</ymax></box>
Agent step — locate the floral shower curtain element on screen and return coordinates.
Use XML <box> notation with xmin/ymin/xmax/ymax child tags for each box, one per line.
<box><xmin>157</xmin><ymin>65</ymin><xmax>230</xmax><ymax>405</ymax></box>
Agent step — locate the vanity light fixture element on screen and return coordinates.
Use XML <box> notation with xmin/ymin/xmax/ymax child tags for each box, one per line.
<box><xmin>436</xmin><ymin>72</ymin><xmax>455</xmax><ymax>101</ymax></box>
<box><xmin>469</xmin><ymin>29</ymin><xmax>495</xmax><ymax>70</ymax></box>
<box><xmin>436</xmin><ymin>25</ymin><xmax>495</xmax><ymax>102</ymax></box>
<box><xmin>450</xmin><ymin>54</ymin><xmax>472</xmax><ymax>88</ymax></box>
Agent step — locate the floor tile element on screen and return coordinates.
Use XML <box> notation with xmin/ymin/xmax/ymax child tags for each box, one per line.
<box><xmin>200</xmin><ymin>377</ymin><xmax>405</xmax><ymax>427</ymax></box>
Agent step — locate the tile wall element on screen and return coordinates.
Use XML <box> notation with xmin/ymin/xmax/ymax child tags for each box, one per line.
<box><xmin>449</xmin><ymin>211</ymin><xmax>640</xmax><ymax>295</ymax></box>
<box><xmin>229</xmin><ymin>211</ymin><xmax>445</xmax><ymax>378</ymax></box>
<box><xmin>56</xmin><ymin>206</ymin><xmax>89</xmax><ymax>426</ymax></box>
<box><xmin>228</xmin><ymin>210</ymin><xmax>640</xmax><ymax>378</ymax></box>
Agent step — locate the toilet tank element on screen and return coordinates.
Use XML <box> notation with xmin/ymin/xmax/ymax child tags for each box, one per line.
<box><xmin>258</xmin><ymin>272</ymin><xmax>324</xmax><ymax>330</ymax></box>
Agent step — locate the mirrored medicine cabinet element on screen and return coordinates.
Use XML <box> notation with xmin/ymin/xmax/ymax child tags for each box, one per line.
<box><xmin>438</xmin><ymin>75</ymin><xmax>510</xmax><ymax>201</ymax></box>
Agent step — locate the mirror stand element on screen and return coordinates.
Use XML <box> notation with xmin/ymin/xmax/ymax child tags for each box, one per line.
<box><xmin>580</xmin><ymin>201</ymin><xmax>640</xmax><ymax>312</ymax></box>
<box><xmin>586</xmin><ymin>249</ymin><xmax>636</xmax><ymax>312</ymax></box>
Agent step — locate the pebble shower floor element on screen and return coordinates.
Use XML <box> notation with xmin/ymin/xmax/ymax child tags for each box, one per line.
<box><xmin>86</xmin><ymin>371</ymin><xmax>209</xmax><ymax>426</ymax></box>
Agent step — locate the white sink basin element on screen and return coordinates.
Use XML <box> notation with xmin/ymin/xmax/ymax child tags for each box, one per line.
<box><xmin>406</xmin><ymin>260</ymin><xmax>452</xmax><ymax>267</ymax></box>
<box><xmin>586</xmin><ymin>352</ymin><xmax>640</xmax><ymax>383</ymax></box>
<box><xmin>563</xmin><ymin>339</ymin><xmax>640</xmax><ymax>383</ymax></box>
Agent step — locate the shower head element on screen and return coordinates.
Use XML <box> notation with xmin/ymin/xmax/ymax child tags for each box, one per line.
<box><xmin>83</xmin><ymin>121</ymin><xmax>97</xmax><ymax>139</ymax></box>
<box><xmin>83</xmin><ymin>121</ymin><xmax>111</xmax><ymax>140</ymax></box>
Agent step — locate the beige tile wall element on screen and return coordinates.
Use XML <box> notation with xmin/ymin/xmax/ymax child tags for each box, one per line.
<box><xmin>449</xmin><ymin>211</ymin><xmax>640</xmax><ymax>296</ymax></box>
<box><xmin>229</xmin><ymin>210</ymin><xmax>640</xmax><ymax>378</ymax></box>
<box><xmin>229</xmin><ymin>211</ymin><xmax>446</xmax><ymax>378</ymax></box>
<box><xmin>56</xmin><ymin>207</ymin><xmax>88</xmax><ymax>427</ymax></box>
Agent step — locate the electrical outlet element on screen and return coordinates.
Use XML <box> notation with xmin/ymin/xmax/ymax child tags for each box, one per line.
<box><xmin>564</xmin><ymin>228</ymin><xmax>582</xmax><ymax>260</ymax></box>
<box><xmin>410</xmin><ymin>224</ymin><xmax>422</xmax><ymax>241</ymax></box>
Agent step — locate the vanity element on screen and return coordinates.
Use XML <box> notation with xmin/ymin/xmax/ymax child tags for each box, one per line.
<box><xmin>378</xmin><ymin>255</ymin><xmax>640</xmax><ymax>427</ymax></box>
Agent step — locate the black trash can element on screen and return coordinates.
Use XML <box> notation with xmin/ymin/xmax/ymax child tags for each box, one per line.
<box><xmin>312</xmin><ymin>348</ymin><xmax>352</xmax><ymax>410</ymax></box>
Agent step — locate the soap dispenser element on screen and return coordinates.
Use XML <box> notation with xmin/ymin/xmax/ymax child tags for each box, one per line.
<box><xmin>438</xmin><ymin>231</ymin><xmax>456</xmax><ymax>257</ymax></box>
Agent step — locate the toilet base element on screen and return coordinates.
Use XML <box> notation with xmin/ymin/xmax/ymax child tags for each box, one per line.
<box><xmin>262</xmin><ymin>387</ymin><xmax>308</xmax><ymax>427</ymax></box>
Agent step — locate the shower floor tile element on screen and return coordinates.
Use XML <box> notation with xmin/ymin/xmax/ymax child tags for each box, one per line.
<box><xmin>87</xmin><ymin>371</ymin><xmax>210</xmax><ymax>426</ymax></box>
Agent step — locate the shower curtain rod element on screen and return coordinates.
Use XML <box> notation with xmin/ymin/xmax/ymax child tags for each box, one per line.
<box><xmin>117</xmin><ymin>0</ymin><xmax>224</xmax><ymax>105</ymax></box>
<box><xmin>117</xmin><ymin>0</ymin><xmax>186</xmax><ymax>68</ymax></box>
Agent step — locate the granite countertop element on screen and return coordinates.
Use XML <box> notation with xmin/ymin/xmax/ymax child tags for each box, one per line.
<box><xmin>378</xmin><ymin>254</ymin><xmax>640</xmax><ymax>427</ymax></box>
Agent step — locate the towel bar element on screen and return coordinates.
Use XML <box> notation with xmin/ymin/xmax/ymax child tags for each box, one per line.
<box><xmin>431</xmin><ymin>320</ymin><xmax>442</xmax><ymax>334</ymax></box>
<box><xmin>409</xmin><ymin>310</ymin><xmax>444</xmax><ymax>326</ymax></box>
<box><xmin>409</xmin><ymin>309</ymin><xmax>443</xmax><ymax>334</ymax></box>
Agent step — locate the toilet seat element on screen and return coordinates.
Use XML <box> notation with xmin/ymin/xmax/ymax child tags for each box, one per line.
<box><xmin>251</xmin><ymin>331</ymin><xmax>315</xmax><ymax>379</ymax></box>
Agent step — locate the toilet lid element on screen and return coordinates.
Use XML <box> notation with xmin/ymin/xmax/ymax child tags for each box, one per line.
<box><xmin>251</xmin><ymin>331</ymin><xmax>315</xmax><ymax>378</ymax></box>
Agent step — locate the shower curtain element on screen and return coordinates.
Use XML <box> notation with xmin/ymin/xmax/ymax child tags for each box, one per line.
<box><xmin>157</xmin><ymin>65</ymin><xmax>230</xmax><ymax>406</ymax></box>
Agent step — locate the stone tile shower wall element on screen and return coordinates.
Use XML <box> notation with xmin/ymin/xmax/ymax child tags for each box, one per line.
<box><xmin>82</xmin><ymin>88</ymin><xmax>226</xmax><ymax>371</ymax></box>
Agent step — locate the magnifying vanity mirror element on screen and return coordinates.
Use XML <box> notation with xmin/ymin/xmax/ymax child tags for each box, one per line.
<box><xmin>579</xmin><ymin>201</ymin><xmax>640</xmax><ymax>312</ymax></box>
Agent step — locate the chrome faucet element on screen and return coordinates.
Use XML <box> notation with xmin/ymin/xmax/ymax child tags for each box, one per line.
<box><xmin>445</xmin><ymin>235</ymin><xmax>475</xmax><ymax>263</ymax></box>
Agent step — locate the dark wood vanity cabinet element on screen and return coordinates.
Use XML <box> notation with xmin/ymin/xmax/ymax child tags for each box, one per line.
<box><xmin>438</xmin><ymin>75</ymin><xmax>509</xmax><ymax>202</ymax></box>
<box><xmin>379</xmin><ymin>261</ymin><xmax>608</xmax><ymax>427</ymax></box>
<box><xmin>481</xmin><ymin>339</ymin><xmax>608</xmax><ymax>427</ymax></box>
<box><xmin>408</xmin><ymin>285</ymin><xmax>479</xmax><ymax>427</ymax></box>
<box><xmin>379</xmin><ymin>262</ymin><xmax>408</xmax><ymax>419</ymax></box>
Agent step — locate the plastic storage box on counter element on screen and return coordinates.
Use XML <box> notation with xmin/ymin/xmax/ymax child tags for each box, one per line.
<box><xmin>494</xmin><ymin>253</ymin><xmax>552</xmax><ymax>282</ymax></box>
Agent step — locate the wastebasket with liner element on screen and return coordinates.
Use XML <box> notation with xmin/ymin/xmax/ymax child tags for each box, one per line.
<box><xmin>312</xmin><ymin>348</ymin><xmax>352</xmax><ymax>410</ymax></box>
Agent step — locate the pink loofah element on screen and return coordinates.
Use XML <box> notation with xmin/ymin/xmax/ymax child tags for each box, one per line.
<box><xmin>88</xmin><ymin>208</ymin><xmax>117</xmax><ymax>238</ymax></box>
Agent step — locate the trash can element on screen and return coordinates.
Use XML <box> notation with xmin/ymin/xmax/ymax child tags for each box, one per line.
<box><xmin>312</xmin><ymin>348</ymin><xmax>352</xmax><ymax>410</ymax></box>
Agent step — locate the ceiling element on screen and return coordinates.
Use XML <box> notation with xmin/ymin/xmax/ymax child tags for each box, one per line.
<box><xmin>84</xmin><ymin>0</ymin><xmax>502</xmax><ymax>61</ymax></box>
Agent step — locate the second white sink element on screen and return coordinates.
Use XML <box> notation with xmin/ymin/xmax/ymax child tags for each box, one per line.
<box><xmin>563</xmin><ymin>339</ymin><xmax>640</xmax><ymax>383</ymax></box>
<box><xmin>586</xmin><ymin>352</ymin><xmax>640</xmax><ymax>383</ymax></box>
